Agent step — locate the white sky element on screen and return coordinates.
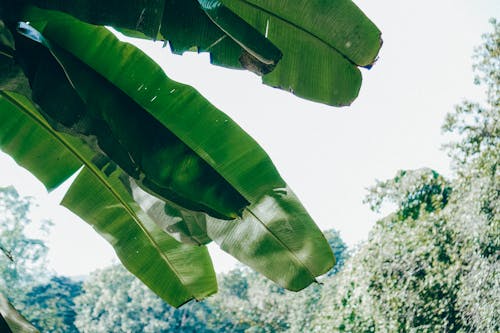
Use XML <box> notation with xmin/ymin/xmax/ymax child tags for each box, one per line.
<box><xmin>1</xmin><ymin>0</ymin><xmax>498</xmax><ymax>277</ymax></box>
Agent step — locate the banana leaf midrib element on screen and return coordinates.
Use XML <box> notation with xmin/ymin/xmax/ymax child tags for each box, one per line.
<box><xmin>229</xmin><ymin>0</ymin><xmax>360</xmax><ymax>67</ymax></box>
<box><xmin>0</xmin><ymin>90</ymin><xmax>197</xmax><ymax>299</ymax></box>
<box><xmin>245</xmin><ymin>206</ymin><xmax>317</xmax><ymax>281</ymax></box>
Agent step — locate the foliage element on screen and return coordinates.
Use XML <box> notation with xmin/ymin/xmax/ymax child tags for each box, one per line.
<box><xmin>74</xmin><ymin>264</ymin><xmax>229</xmax><ymax>333</ymax></box>
<box><xmin>312</xmin><ymin>20</ymin><xmax>499</xmax><ymax>333</ymax></box>
<box><xmin>0</xmin><ymin>186</ymin><xmax>50</xmax><ymax>304</ymax></box>
<box><xmin>0</xmin><ymin>0</ymin><xmax>382</xmax><ymax>304</ymax></box>
<box><xmin>74</xmin><ymin>229</ymin><xmax>348</xmax><ymax>333</ymax></box>
<box><xmin>20</xmin><ymin>276</ymin><xmax>82</xmax><ymax>333</ymax></box>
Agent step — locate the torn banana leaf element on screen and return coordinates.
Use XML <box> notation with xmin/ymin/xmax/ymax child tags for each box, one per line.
<box><xmin>22</xmin><ymin>0</ymin><xmax>282</xmax><ymax>72</ymax></box>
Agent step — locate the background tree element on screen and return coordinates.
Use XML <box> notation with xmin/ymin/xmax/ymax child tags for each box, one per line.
<box><xmin>0</xmin><ymin>186</ymin><xmax>50</xmax><ymax>305</ymax></box>
<box><xmin>74</xmin><ymin>229</ymin><xmax>348</xmax><ymax>333</ymax></box>
<box><xmin>20</xmin><ymin>276</ymin><xmax>82</xmax><ymax>333</ymax></box>
<box><xmin>312</xmin><ymin>20</ymin><xmax>499</xmax><ymax>333</ymax></box>
<box><xmin>74</xmin><ymin>264</ymin><xmax>230</xmax><ymax>333</ymax></box>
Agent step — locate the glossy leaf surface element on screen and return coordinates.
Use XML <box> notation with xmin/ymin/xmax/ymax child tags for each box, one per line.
<box><xmin>23</xmin><ymin>7</ymin><xmax>285</xmax><ymax>205</ymax></box>
<box><xmin>132</xmin><ymin>182</ymin><xmax>335</xmax><ymax>291</ymax></box>
<box><xmin>14</xmin><ymin>21</ymin><xmax>248</xmax><ymax>219</ymax></box>
<box><xmin>18</xmin><ymin>0</ymin><xmax>381</xmax><ymax>106</ymax></box>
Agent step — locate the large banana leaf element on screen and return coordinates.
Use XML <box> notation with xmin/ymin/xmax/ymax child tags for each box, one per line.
<box><xmin>12</xmin><ymin>0</ymin><xmax>381</xmax><ymax>106</ymax></box>
<box><xmin>14</xmin><ymin>20</ymin><xmax>249</xmax><ymax>220</ymax></box>
<box><xmin>18</xmin><ymin>7</ymin><xmax>335</xmax><ymax>290</ymax></box>
<box><xmin>0</xmin><ymin>294</ymin><xmax>39</xmax><ymax>333</ymax></box>
<box><xmin>23</xmin><ymin>7</ymin><xmax>285</xmax><ymax>206</ymax></box>
<box><xmin>62</xmin><ymin>167</ymin><xmax>217</xmax><ymax>306</ymax></box>
<box><xmin>0</xmin><ymin>91</ymin><xmax>217</xmax><ymax>306</ymax></box>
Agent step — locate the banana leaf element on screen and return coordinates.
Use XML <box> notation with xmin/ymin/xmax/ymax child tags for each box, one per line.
<box><xmin>22</xmin><ymin>6</ymin><xmax>285</xmax><ymax>207</ymax></box>
<box><xmin>20</xmin><ymin>0</ymin><xmax>282</xmax><ymax>72</ymax></box>
<box><xmin>0</xmin><ymin>91</ymin><xmax>217</xmax><ymax>306</ymax></box>
<box><xmin>15</xmin><ymin>8</ymin><xmax>335</xmax><ymax>289</ymax></box>
<box><xmin>14</xmin><ymin>21</ymin><xmax>249</xmax><ymax>219</ymax></box>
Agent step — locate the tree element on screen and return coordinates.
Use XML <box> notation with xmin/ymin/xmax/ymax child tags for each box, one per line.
<box><xmin>0</xmin><ymin>1</ymin><xmax>381</xmax><ymax>306</ymax></box>
<box><xmin>312</xmin><ymin>20</ymin><xmax>499</xmax><ymax>333</ymax></box>
<box><xmin>206</xmin><ymin>229</ymin><xmax>349</xmax><ymax>333</ymax></box>
<box><xmin>75</xmin><ymin>264</ymin><xmax>230</xmax><ymax>333</ymax></box>
<box><xmin>74</xmin><ymin>228</ymin><xmax>348</xmax><ymax>333</ymax></box>
<box><xmin>20</xmin><ymin>276</ymin><xmax>83</xmax><ymax>333</ymax></box>
<box><xmin>0</xmin><ymin>186</ymin><xmax>51</xmax><ymax>305</ymax></box>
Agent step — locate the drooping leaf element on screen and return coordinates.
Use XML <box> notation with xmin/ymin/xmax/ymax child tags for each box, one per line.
<box><xmin>0</xmin><ymin>91</ymin><xmax>217</xmax><ymax>306</ymax></box>
<box><xmin>220</xmin><ymin>0</ymin><xmax>382</xmax><ymax>106</ymax></box>
<box><xmin>206</xmin><ymin>188</ymin><xmax>335</xmax><ymax>291</ymax></box>
<box><xmin>0</xmin><ymin>293</ymin><xmax>39</xmax><ymax>333</ymax></box>
<box><xmin>14</xmin><ymin>21</ymin><xmax>249</xmax><ymax>220</ymax></box>
<box><xmin>17</xmin><ymin>0</ymin><xmax>381</xmax><ymax>106</ymax></box>
<box><xmin>22</xmin><ymin>6</ymin><xmax>285</xmax><ymax>206</ymax></box>
<box><xmin>16</xmin><ymin>8</ymin><xmax>335</xmax><ymax>289</ymax></box>
<box><xmin>62</xmin><ymin>167</ymin><xmax>217</xmax><ymax>306</ymax></box>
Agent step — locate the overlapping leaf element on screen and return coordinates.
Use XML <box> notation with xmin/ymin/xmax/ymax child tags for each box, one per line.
<box><xmin>23</xmin><ymin>6</ymin><xmax>285</xmax><ymax>206</ymax></box>
<box><xmin>14</xmin><ymin>20</ymin><xmax>249</xmax><ymax>219</ymax></box>
<box><xmin>0</xmin><ymin>5</ymin><xmax>337</xmax><ymax>298</ymax></box>
<box><xmin>15</xmin><ymin>0</ymin><xmax>381</xmax><ymax>106</ymax></box>
<box><xmin>132</xmin><ymin>183</ymin><xmax>335</xmax><ymax>291</ymax></box>
<box><xmin>24</xmin><ymin>0</ymin><xmax>282</xmax><ymax>72</ymax></box>
<box><xmin>14</xmin><ymin>7</ymin><xmax>335</xmax><ymax>290</ymax></box>
<box><xmin>0</xmin><ymin>90</ymin><xmax>217</xmax><ymax>307</ymax></box>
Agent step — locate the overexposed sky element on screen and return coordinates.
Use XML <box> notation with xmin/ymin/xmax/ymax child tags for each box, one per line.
<box><xmin>1</xmin><ymin>0</ymin><xmax>498</xmax><ymax>276</ymax></box>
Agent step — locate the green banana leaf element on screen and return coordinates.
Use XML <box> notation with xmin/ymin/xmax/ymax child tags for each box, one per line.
<box><xmin>23</xmin><ymin>6</ymin><xmax>285</xmax><ymax>207</ymax></box>
<box><xmin>0</xmin><ymin>91</ymin><xmax>217</xmax><ymax>306</ymax></box>
<box><xmin>129</xmin><ymin>178</ymin><xmax>212</xmax><ymax>246</ymax></box>
<box><xmin>0</xmin><ymin>294</ymin><xmax>39</xmax><ymax>333</ymax></box>
<box><xmin>14</xmin><ymin>0</ymin><xmax>381</xmax><ymax>106</ymax></box>
<box><xmin>14</xmin><ymin>20</ymin><xmax>248</xmax><ymax>220</ymax></box>
<box><xmin>220</xmin><ymin>0</ymin><xmax>382</xmax><ymax>106</ymax></box>
<box><xmin>62</xmin><ymin>167</ymin><xmax>217</xmax><ymax>306</ymax></box>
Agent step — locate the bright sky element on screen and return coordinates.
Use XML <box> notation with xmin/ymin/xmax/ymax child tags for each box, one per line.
<box><xmin>0</xmin><ymin>0</ymin><xmax>498</xmax><ymax>277</ymax></box>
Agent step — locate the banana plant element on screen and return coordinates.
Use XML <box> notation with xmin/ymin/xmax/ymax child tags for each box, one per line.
<box><xmin>0</xmin><ymin>1</ymin><xmax>381</xmax><ymax>307</ymax></box>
